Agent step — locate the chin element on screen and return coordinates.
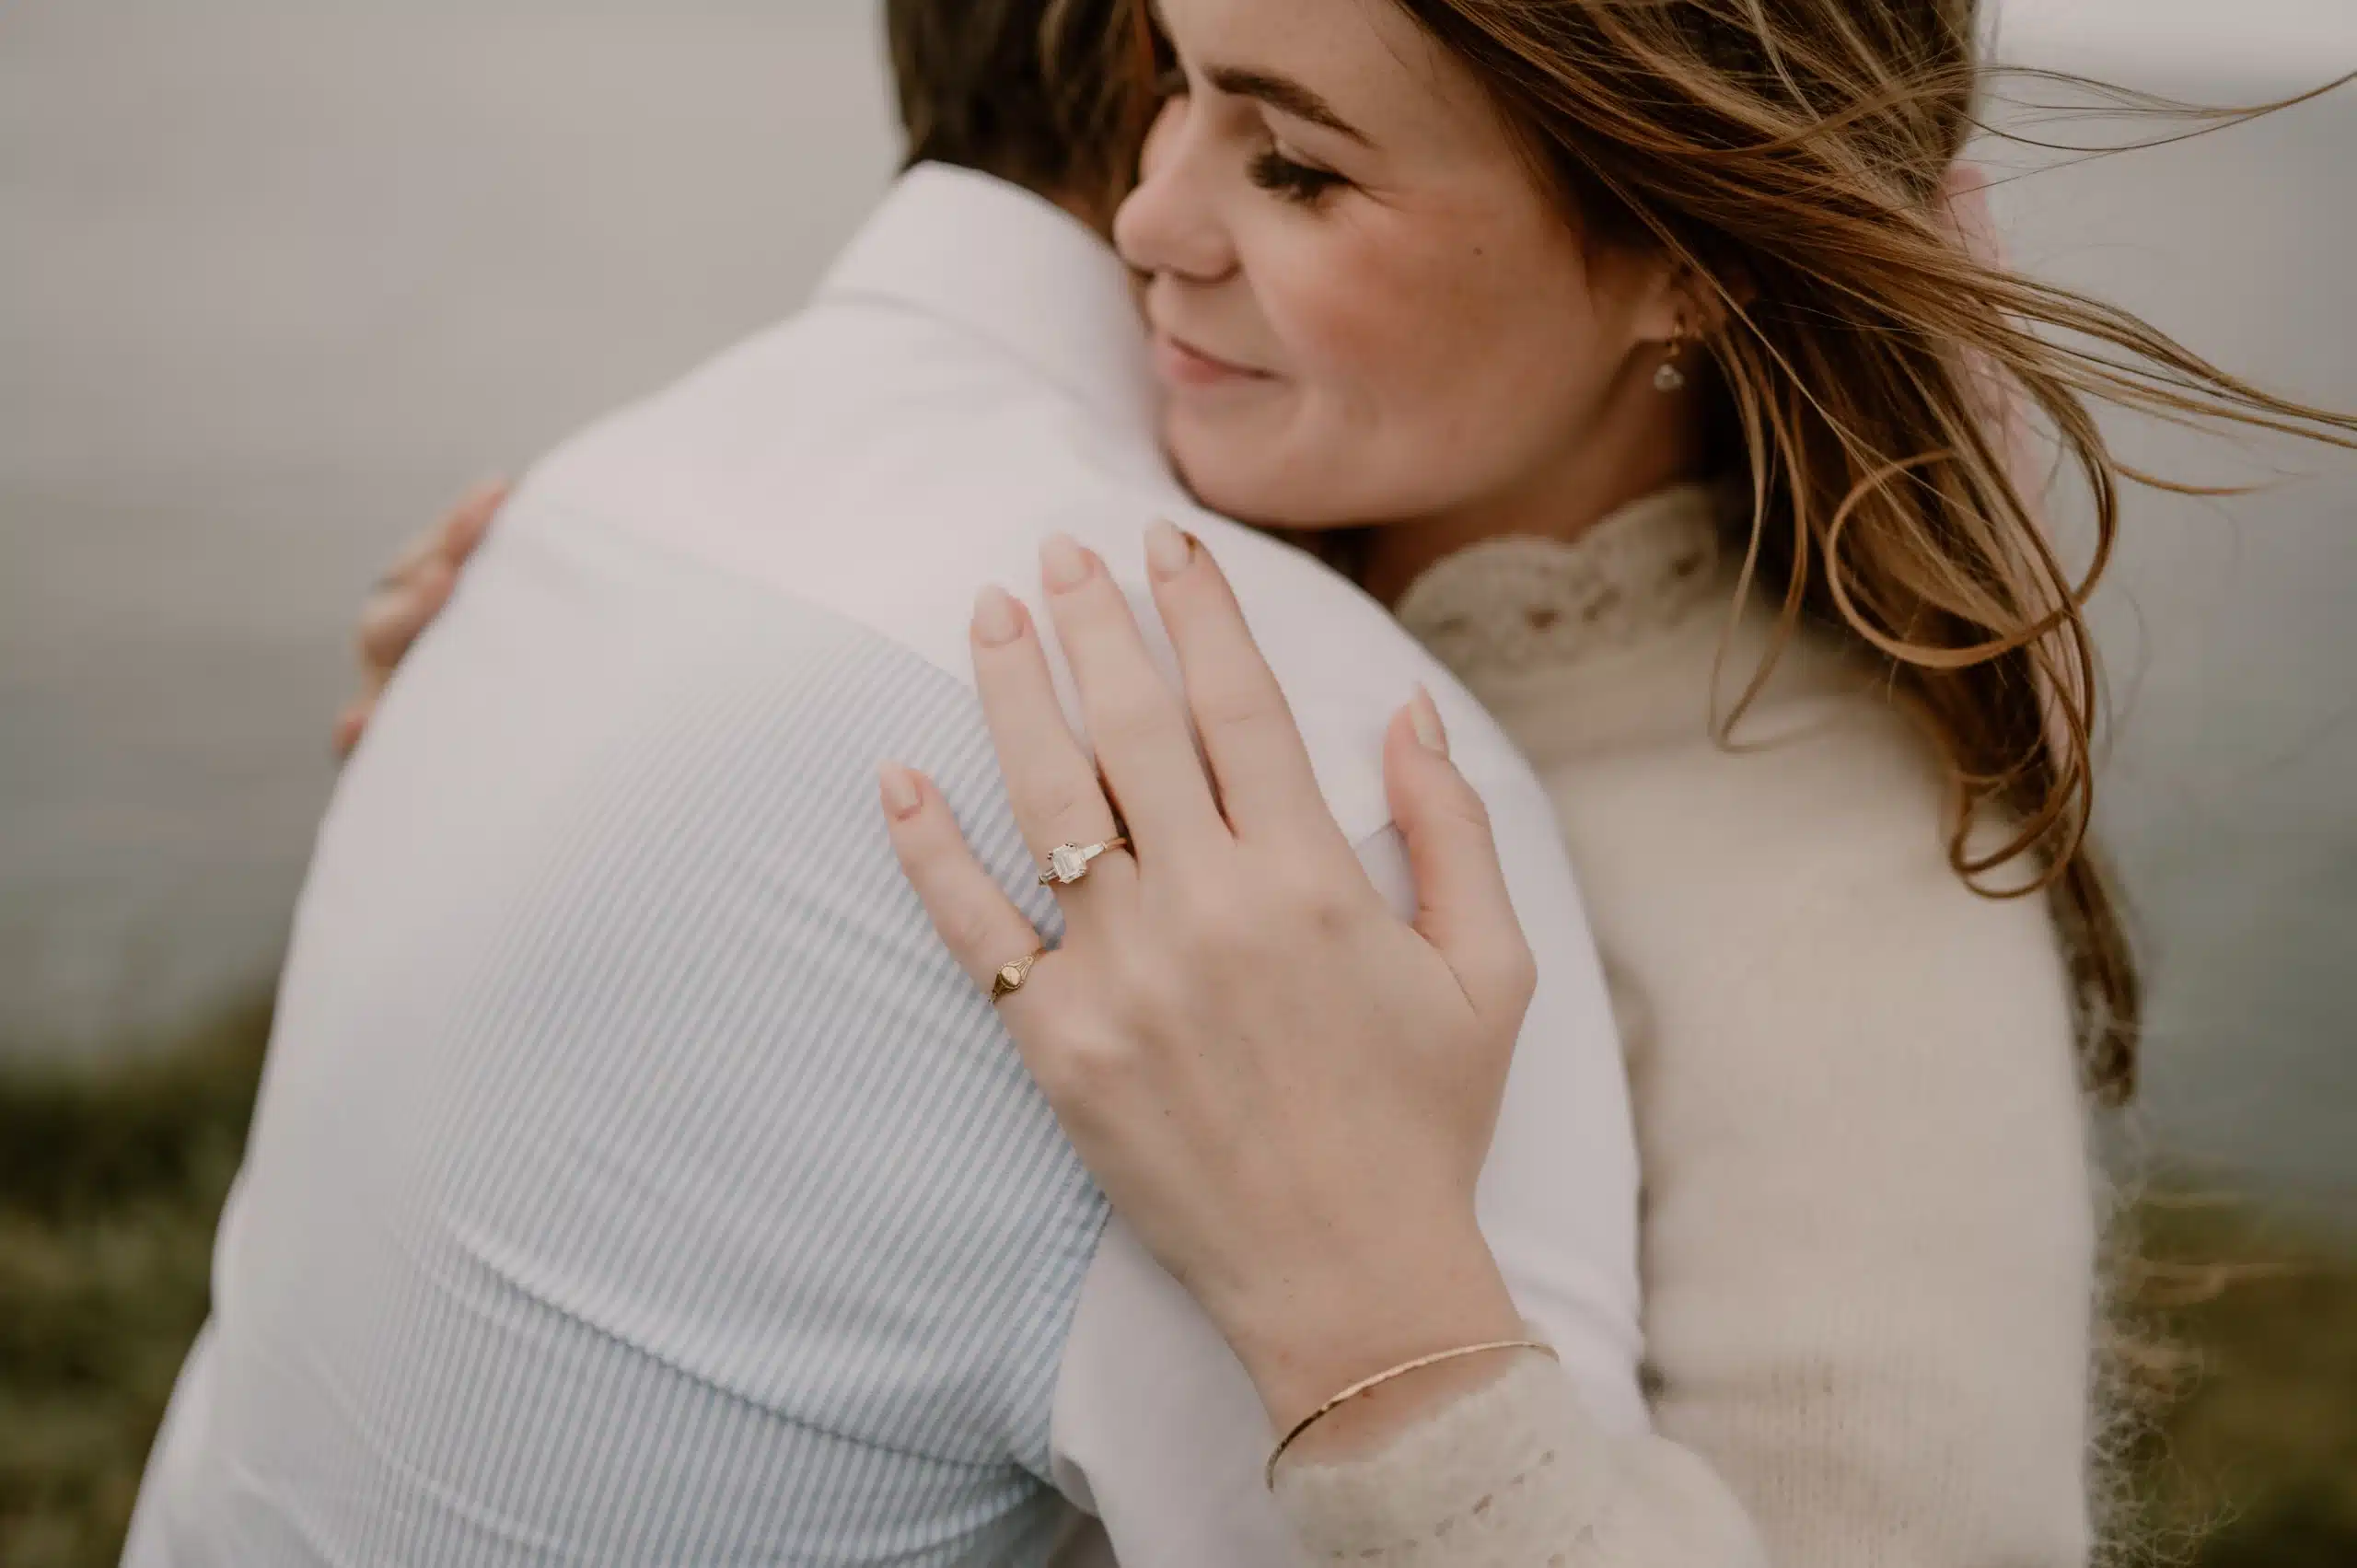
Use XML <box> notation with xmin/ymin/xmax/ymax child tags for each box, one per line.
<box><xmin>1164</xmin><ymin>416</ymin><xmax>1370</xmax><ymax>533</ymax></box>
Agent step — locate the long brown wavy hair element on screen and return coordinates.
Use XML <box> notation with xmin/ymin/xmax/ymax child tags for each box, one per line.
<box><xmin>1103</xmin><ymin>0</ymin><xmax>2355</xmax><ymax>1105</ymax></box>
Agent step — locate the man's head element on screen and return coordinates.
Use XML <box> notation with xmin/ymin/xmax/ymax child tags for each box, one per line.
<box><xmin>885</xmin><ymin>0</ymin><xmax>1145</xmax><ymax>227</ymax></box>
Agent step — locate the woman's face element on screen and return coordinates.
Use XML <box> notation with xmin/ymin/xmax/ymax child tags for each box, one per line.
<box><xmin>1116</xmin><ymin>0</ymin><xmax>1674</xmax><ymax>530</ymax></box>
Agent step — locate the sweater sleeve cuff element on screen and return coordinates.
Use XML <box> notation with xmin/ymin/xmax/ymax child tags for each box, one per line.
<box><xmin>1271</xmin><ymin>1350</ymin><xmax>1617</xmax><ymax>1562</ymax></box>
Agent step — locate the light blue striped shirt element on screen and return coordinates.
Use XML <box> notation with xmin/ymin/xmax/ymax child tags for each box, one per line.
<box><xmin>126</xmin><ymin>167</ymin><xmax>1643</xmax><ymax>1568</ymax></box>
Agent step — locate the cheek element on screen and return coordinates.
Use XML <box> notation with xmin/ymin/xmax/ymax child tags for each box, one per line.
<box><xmin>1264</xmin><ymin>208</ymin><xmax>1607</xmax><ymax>474</ymax></box>
<box><xmin>1261</xmin><ymin>216</ymin><xmax>1458</xmax><ymax>424</ymax></box>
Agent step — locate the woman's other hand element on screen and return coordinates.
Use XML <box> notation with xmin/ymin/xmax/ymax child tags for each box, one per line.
<box><xmin>332</xmin><ymin>480</ymin><xmax>507</xmax><ymax>759</ymax></box>
<box><xmin>877</xmin><ymin>522</ymin><xmax>1536</xmax><ymax>1438</ymax></box>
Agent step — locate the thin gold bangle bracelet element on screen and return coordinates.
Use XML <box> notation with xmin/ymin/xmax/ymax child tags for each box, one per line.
<box><xmin>1264</xmin><ymin>1338</ymin><xmax>1559</xmax><ymax>1489</ymax></box>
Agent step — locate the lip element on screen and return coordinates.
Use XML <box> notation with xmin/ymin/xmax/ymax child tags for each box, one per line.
<box><xmin>1150</xmin><ymin>328</ymin><xmax>1271</xmax><ymax>390</ymax></box>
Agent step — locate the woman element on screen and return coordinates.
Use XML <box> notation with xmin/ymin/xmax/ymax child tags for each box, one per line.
<box><xmin>348</xmin><ymin>1</ymin><xmax>2353</xmax><ymax>1562</ymax></box>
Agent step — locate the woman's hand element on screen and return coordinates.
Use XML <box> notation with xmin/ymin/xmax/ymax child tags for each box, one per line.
<box><xmin>877</xmin><ymin>522</ymin><xmax>1536</xmax><ymax>1435</ymax></box>
<box><xmin>332</xmin><ymin>479</ymin><xmax>507</xmax><ymax>759</ymax></box>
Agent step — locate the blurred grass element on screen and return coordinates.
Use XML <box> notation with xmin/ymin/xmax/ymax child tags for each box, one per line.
<box><xmin>1</xmin><ymin>995</ymin><xmax>2351</xmax><ymax>1566</ymax></box>
<box><xmin>2123</xmin><ymin>1192</ymin><xmax>2357</xmax><ymax>1564</ymax></box>
<box><xmin>0</xmin><ymin>996</ymin><xmax>267</xmax><ymax>1568</ymax></box>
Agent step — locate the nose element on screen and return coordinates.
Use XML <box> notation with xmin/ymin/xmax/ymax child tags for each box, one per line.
<box><xmin>1113</xmin><ymin>95</ymin><xmax>1237</xmax><ymax>285</ymax></box>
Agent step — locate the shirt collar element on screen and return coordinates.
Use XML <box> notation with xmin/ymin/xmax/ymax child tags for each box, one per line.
<box><xmin>815</xmin><ymin>163</ymin><xmax>1159</xmax><ymax>450</ymax></box>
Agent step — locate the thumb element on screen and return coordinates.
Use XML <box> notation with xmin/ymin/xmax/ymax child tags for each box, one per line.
<box><xmin>1384</xmin><ymin>686</ymin><xmax>1537</xmax><ymax>1025</ymax></box>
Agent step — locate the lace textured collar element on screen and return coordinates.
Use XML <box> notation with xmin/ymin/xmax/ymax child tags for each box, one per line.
<box><xmin>1393</xmin><ymin>482</ymin><xmax>1739</xmax><ymax>680</ymax></box>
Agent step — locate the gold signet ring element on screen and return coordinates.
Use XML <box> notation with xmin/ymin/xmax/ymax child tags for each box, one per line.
<box><xmin>989</xmin><ymin>947</ymin><xmax>1047</xmax><ymax>1004</ymax></box>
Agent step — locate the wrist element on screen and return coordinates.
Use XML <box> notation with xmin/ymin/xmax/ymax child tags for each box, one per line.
<box><xmin>1271</xmin><ymin>1338</ymin><xmax>1553</xmax><ymax>1480</ymax></box>
<box><xmin>1213</xmin><ymin>1220</ymin><xmax>1527</xmax><ymax>1436</ymax></box>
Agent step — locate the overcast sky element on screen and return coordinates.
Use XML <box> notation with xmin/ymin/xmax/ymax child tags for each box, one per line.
<box><xmin>1999</xmin><ymin>0</ymin><xmax>2357</xmax><ymax>73</ymax></box>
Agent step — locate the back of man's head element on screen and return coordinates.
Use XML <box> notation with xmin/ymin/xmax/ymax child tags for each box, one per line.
<box><xmin>884</xmin><ymin>0</ymin><xmax>1144</xmax><ymax>226</ymax></box>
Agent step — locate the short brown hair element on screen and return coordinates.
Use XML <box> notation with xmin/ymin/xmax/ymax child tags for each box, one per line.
<box><xmin>884</xmin><ymin>0</ymin><xmax>1148</xmax><ymax>223</ymax></box>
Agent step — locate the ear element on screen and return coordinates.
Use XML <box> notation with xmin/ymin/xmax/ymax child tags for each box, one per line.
<box><xmin>1631</xmin><ymin>258</ymin><xmax>1751</xmax><ymax>346</ymax></box>
<box><xmin>1630</xmin><ymin>260</ymin><xmax>1692</xmax><ymax>347</ymax></box>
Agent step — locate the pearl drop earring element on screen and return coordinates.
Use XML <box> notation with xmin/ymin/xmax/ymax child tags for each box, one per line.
<box><xmin>1654</xmin><ymin>318</ymin><xmax>1689</xmax><ymax>394</ymax></box>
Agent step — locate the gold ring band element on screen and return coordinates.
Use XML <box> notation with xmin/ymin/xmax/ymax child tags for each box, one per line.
<box><xmin>988</xmin><ymin>947</ymin><xmax>1047</xmax><ymax>1004</ymax></box>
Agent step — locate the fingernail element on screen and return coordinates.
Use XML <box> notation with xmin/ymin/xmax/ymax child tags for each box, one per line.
<box><xmin>877</xmin><ymin>761</ymin><xmax>923</xmax><ymax>819</ymax></box>
<box><xmin>972</xmin><ymin>585</ymin><xmax>1023</xmax><ymax>647</ymax></box>
<box><xmin>1040</xmin><ymin>532</ymin><xmax>1095</xmax><ymax>592</ymax></box>
<box><xmin>1408</xmin><ymin>685</ymin><xmax>1449</xmax><ymax>756</ymax></box>
<box><xmin>1144</xmin><ymin>518</ymin><xmax>1195</xmax><ymax>580</ymax></box>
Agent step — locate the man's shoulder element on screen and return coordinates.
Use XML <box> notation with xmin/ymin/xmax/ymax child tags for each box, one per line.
<box><xmin>513</xmin><ymin>292</ymin><xmax>1136</xmax><ymax>593</ymax></box>
<box><xmin>496</xmin><ymin>304</ymin><xmax>1543</xmax><ymax>852</ymax></box>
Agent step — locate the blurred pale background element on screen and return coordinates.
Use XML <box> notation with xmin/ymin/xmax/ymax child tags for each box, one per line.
<box><xmin>3</xmin><ymin>0</ymin><xmax>2352</xmax><ymax>1215</ymax></box>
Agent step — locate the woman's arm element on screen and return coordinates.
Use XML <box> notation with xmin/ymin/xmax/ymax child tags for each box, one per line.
<box><xmin>879</xmin><ymin>526</ymin><xmax>2090</xmax><ymax>1567</ymax></box>
<box><xmin>1272</xmin><ymin>1350</ymin><xmax>1765</xmax><ymax>1564</ymax></box>
<box><xmin>881</xmin><ymin>526</ymin><xmax>1771</xmax><ymax>1564</ymax></box>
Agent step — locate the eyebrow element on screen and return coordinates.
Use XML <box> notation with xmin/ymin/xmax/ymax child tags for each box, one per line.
<box><xmin>1204</xmin><ymin>64</ymin><xmax>1371</xmax><ymax>145</ymax></box>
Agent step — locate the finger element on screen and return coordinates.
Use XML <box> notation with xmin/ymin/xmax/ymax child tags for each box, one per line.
<box><xmin>1037</xmin><ymin>532</ymin><xmax>1226</xmax><ymax>854</ymax></box>
<box><xmin>331</xmin><ymin>698</ymin><xmax>375</xmax><ymax>761</ymax></box>
<box><xmin>375</xmin><ymin>480</ymin><xmax>504</xmax><ymax>591</ymax></box>
<box><xmin>969</xmin><ymin>583</ymin><xmax>1134</xmax><ymax>899</ymax></box>
<box><xmin>378</xmin><ymin>523</ymin><xmax>445</xmax><ymax>589</ymax></box>
<box><xmin>439</xmin><ymin>477</ymin><xmax>508</xmax><ymax>563</ymax></box>
<box><xmin>1384</xmin><ymin>690</ymin><xmax>1535</xmax><ymax>1026</ymax></box>
<box><xmin>877</xmin><ymin>761</ymin><xmax>1063</xmax><ymax>1021</ymax></box>
<box><xmin>1143</xmin><ymin>520</ymin><xmax>1343</xmax><ymax>847</ymax></box>
<box><xmin>355</xmin><ymin>557</ymin><xmax>456</xmax><ymax>679</ymax></box>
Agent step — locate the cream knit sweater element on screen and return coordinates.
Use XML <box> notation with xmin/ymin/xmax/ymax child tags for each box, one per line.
<box><xmin>1272</xmin><ymin>484</ymin><xmax>2101</xmax><ymax>1566</ymax></box>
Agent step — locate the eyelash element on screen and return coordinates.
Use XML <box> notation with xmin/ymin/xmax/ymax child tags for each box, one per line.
<box><xmin>1149</xmin><ymin>64</ymin><xmax>1347</xmax><ymax>208</ymax></box>
<box><xmin>1248</xmin><ymin>149</ymin><xmax>1346</xmax><ymax>206</ymax></box>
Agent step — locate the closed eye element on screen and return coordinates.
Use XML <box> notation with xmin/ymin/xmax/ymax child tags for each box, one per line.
<box><xmin>1248</xmin><ymin>148</ymin><xmax>1347</xmax><ymax>205</ymax></box>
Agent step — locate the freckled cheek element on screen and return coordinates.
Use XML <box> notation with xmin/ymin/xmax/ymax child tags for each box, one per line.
<box><xmin>1259</xmin><ymin>229</ymin><xmax>1471</xmax><ymax>436</ymax></box>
